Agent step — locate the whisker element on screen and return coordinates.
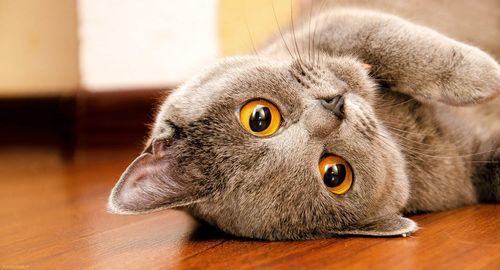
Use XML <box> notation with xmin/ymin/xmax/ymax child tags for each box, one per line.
<box><xmin>382</xmin><ymin>130</ymin><xmax>456</xmax><ymax>153</ymax></box>
<box><xmin>369</xmin><ymin>63</ymin><xmax>384</xmax><ymax>76</ymax></box>
<box><xmin>380</xmin><ymin>132</ymin><xmax>500</xmax><ymax>159</ymax></box>
<box><xmin>382</xmin><ymin>120</ymin><xmax>477</xmax><ymax>150</ymax></box>
<box><xmin>374</xmin><ymin>97</ymin><xmax>415</xmax><ymax>109</ymax></box>
<box><xmin>271</xmin><ymin>0</ymin><xmax>295</xmax><ymax>61</ymax></box>
<box><xmin>307</xmin><ymin>0</ymin><xmax>313</xmax><ymax>63</ymax></box>
<box><xmin>384</xmin><ymin>125</ymin><xmax>443</xmax><ymax>138</ymax></box>
<box><xmin>374</xmin><ymin>135</ymin><xmax>428</xmax><ymax>168</ymax></box>
<box><xmin>311</xmin><ymin>0</ymin><xmax>327</xmax><ymax>67</ymax></box>
<box><xmin>315</xmin><ymin>2</ymin><xmax>333</xmax><ymax>66</ymax></box>
<box><xmin>376</xmin><ymin>135</ymin><xmax>499</xmax><ymax>170</ymax></box>
<box><xmin>289</xmin><ymin>0</ymin><xmax>306</xmax><ymax>73</ymax></box>
<box><xmin>244</xmin><ymin>19</ymin><xmax>259</xmax><ymax>56</ymax></box>
<box><xmin>384</xmin><ymin>126</ymin><xmax>469</xmax><ymax>150</ymax></box>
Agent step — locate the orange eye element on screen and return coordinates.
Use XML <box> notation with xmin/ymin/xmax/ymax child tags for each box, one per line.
<box><xmin>319</xmin><ymin>155</ymin><xmax>353</xmax><ymax>195</ymax></box>
<box><xmin>240</xmin><ymin>99</ymin><xmax>281</xmax><ymax>137</ymax></box>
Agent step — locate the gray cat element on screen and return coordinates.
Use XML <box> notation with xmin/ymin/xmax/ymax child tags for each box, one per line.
<box><xmin>107</xmin><ymin>9</ymin><xmax>500</xmax><ymax>240</ymax></box>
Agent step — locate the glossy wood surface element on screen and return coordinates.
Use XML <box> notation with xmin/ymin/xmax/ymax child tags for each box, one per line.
<box><xmin>1</xmin><ymin>146</ymin><xmax>499</xmax><ymax>269</ymax></box>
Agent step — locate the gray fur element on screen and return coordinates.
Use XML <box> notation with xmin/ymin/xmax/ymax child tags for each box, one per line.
<box><xmin>108</xmin><ymin>9</ymin><xmax>500</xmax><ymax>240</ymax></box>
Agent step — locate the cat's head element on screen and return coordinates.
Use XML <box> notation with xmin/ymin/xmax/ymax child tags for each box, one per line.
<box><xmin>108</xmin><ymin>55</ymin><xmax>417</xmax><ymax>240</ymax></box>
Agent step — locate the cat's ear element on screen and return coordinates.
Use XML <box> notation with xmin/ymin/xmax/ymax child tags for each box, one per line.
<box><xmin>339</xmin><ymin>215</ymin><xmax>418</xmax><ymax>237</ymax></box>
<box><xmin>107</xmin><ymin>128</ymin><xmax>206</xmax><ymax>215</ymax></box>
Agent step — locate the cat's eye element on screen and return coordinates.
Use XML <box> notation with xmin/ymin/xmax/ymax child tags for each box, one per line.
<box><xmin>240</xmin><ymin>99</ymin><xmax>281</xmax><ymax>137</ymax></box>
<box><xmin>319</xmin><ymin>155</ymin><xmax>353</xmax><ymax>195</ymax></box>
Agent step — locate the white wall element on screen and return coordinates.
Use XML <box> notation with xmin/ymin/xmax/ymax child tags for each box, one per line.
<box><xmin>78</xmin><ymin>0</ymin><xmax>220</xmax><ymax>91</ymax></box>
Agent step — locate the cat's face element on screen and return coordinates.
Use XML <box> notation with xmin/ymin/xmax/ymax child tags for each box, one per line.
<box><xmin>108</xmin><ymin>55</ymin><xmax>417</xmax><ymax>240</ymax></box>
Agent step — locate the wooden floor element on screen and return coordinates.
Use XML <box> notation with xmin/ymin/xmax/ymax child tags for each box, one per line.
<box><xmin>1</xmin><ymin>146</ymin><xmax>499</xmax><ymax>270</ymax></box>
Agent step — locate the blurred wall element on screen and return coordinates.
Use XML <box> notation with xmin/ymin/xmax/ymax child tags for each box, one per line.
<box><xmin>0</xmin><ymin>0</ymin><xmax>79</xmax><ymax>97</ymax></box>
<box><xmin>78</xmin><ymin>0</ymin><xmax>219</xmax><ymax>90</ymax></box>
<box><xmin>219</xmin><ymin>0</ymin><xmax>300</xmax><ymax>56</ymax></box>
<box><xmin>78</xmin><ymin>0</ymin><xmax>299</xmax><ymax>91</ymax></box>
<box><xmin>0</xmin><ymin>1</ymin><xmax>497</xmax><ymax>96</ymax></box>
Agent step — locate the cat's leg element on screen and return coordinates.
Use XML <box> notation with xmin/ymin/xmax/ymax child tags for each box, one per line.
<box><xmin>433</xmin><ymin>94</ymin><xmax>500</xmax><ymax>203</ymax></box>
<box><xmin>299</xmin><ymin>9</ymin><xmax>500</xmax><ymax>106</ymax></box>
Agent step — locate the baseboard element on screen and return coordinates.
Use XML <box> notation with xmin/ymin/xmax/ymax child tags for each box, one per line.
<box><xmin>0</xmin><ymin>88</ymin><xmax>170</xmax><ymax>149</ymax></box>
<box><xmin>75</xmin><ymin>88</ymin><xmax>171</xmax><ymax>148</ymax></box>
<box><xmin>0</xmin><ymin>95</ymin><xmax>75</xmax><ymax>147</ymax></box>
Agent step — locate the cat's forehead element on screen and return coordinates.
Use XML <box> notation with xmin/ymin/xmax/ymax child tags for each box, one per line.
<box><xmin>155</xmin><ymin>56</ymin><xmax>287</xmax><ymax>128</ymax></box>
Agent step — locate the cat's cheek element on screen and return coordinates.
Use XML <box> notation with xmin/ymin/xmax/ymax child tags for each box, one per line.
<box><xmin>334</xmin><ymin>102</ymin><xmax>409</xmax><ymax>216</ymax></box>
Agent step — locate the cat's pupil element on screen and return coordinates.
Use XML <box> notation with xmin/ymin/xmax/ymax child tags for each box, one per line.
<box><xmin>324</xmin><ymin>164</ymin><xmax>346</xmax><ymax>187</ymax></box>
<box><xmin>249</xmin><ymin>106</ymin><xmax>272</xmax><ymax>132</ymax></box>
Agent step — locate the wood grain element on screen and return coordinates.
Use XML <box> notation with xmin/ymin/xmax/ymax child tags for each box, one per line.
<box><xmin>1</xmin><ymin>147</ymin><xmax>499</xmax><ymax>270</ymax></box>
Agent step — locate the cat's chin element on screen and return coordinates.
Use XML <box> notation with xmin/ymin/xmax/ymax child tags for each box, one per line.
<box><xmin>329</xmin><ymin>216</ymin><xmax>418</xmax><ymax>238</ymax></box>
<box><xmin>280</xmin><ymin>216</ymin><xmax>418</xmax><ymax>240</ymax></box>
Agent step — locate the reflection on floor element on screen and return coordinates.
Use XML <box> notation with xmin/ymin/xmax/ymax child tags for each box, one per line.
<box><xmin>1</xmin><ymin>146</ymin><xmax>499</xmax><ymax>269</ymax></box>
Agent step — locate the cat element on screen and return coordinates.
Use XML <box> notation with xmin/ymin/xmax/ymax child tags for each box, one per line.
<box><xmin>107</xmin><ymin>8</ymin><xmax>500</xmax><ymax>240</ymax></box>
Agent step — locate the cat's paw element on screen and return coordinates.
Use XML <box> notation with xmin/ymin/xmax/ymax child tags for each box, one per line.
<box><xmin>440</xmin><ymin>45</ymin><xmax>500</xmax><ymax>106</ymax></box>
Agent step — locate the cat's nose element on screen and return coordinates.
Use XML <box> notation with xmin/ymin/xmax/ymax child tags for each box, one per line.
<box><xmin>321</xmin><ymin>95</ymin><xmax>345</xmax><ymax>119</ymax></box>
